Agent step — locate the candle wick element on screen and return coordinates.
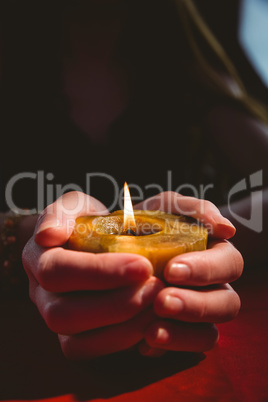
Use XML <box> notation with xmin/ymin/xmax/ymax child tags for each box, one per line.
<box><xmin>125</xmin><ymin>229</ymin><xmax>136</xmax><ymax>236</ymax></box>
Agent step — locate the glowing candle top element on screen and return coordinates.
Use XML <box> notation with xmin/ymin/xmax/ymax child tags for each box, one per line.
<box><xmin>123</xmin><ymin>182</ymin><xmax>136</xmax><ymax>234</ymax></box>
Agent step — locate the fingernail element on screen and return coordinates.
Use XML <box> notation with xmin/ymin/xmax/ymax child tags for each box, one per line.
<box><xmin>222</xmin><ymin>217</ymin><xmax>235</xmax><ymax>228</ymax></box>
<box><xmin>167</xmin><ymin>263</ymin><xmax>191</xmax><ymax>283</ymax></box>
<box><xmin>212</xmin><ymin>217</ymin><xmax>236</xmax><ymax>238</ymax></box>
<box><xmin>212</xmin><ymin>215</ymin><xmax>236</xmax><ymax>229</ymax></box>
<box><xmin>218</xmin><ymin>218</ymin><xmax>236</xmax><ymax>232</ymax></box>
<box><xmin>35</xmin><ymin>219</ymin><xmax>61</xmax><ymax>235</ymax></box>
<box><xmin>217</xmin><ymin>223</ymin><xmax>236</xmax><ymax>236</ymax></box>
<box><xmin>152</xmin><ymin>327</ymin><xmax>172</xmax><ymax>345</ymax></box>
<box><xmin>163</xmin><ymin>295</ymin><xmax>184</xmax><ymax>315</ymax></box>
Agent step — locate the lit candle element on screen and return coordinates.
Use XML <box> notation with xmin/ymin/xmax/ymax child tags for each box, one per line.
<box><xmin>123</xmin><ymin>182</ymin><xmax>137</xmax><ymax>235</ymax></box>
<box><xmin>68</xmin><ymin>183</ymin><xmax>208</xmax><ymax>278</ymax></box>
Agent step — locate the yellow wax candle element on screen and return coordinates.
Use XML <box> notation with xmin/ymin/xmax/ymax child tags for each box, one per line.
<box><xmin>68</xmin><ymin>209</ymin><xmax>208</xmax><ymax>278</ymax></box>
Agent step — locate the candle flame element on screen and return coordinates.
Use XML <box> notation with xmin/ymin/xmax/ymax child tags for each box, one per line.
<box><xmin>123</xmin><ymin>182</ymin><xmax>136</xmax><ymax>233</ymax></box>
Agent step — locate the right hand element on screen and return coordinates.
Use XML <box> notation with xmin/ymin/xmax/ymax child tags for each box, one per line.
<box><xmin>22</xmin><ymin>191</ymin><xmax>164</xmax><ymax>359</ymax></box>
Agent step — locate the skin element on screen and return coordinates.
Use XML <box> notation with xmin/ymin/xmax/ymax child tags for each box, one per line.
<box><xmin>22</xmin><ymin>191</ymin><xmax>243</xmax><ymax>359</ymax></box>
<box><xmin>1</xmin><ymin>1</ymin><xmax>262</xmax><ymax>358</ymax></box>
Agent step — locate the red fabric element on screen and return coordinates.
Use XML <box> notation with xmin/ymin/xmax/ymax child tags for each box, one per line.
<box><xmin>1</xmin><ymin>266</ymin><xmax>267</xmax><ymax>402</ymax></box>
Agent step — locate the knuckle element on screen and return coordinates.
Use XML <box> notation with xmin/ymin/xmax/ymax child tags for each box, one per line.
<box><xmin>59</xmin><ymin>334</ymin><xmax>96</xmax><ymax>361</ymax></box>
<box><xmin>58</xmin><ymin>335</ymin><xmax>79</xmax><ymax>360</ymax></box>
<box><xmin>198</xmin><ymin>255</ymin><xmax>213</xmax><ymax>285</ymax></box>
<box><xmin>205</xmin><ymin>263</ymin><xmax>214</xmax><ymax>285</ymax></box>
<box><xmin>162</xmin><ymin>191</ymin><xmax>178</xmax><ymax>198</ymax></box>
<box><xmin>226</xmin><ymin>290</ymin><xmax>241</xmax><ymax>321</ymax></box>
<box><xmin>149</xmin><ymin>191</ymin><xmax>178</xmax><ymax>211</ymax></box>
<box><xmin>201</xmin><ymin>324</ymin><xmax>219</xmax><ymax>351</ymax></box>
<box><xmin>36</xmin><ymin>210</ymin><xmax>47</xmax><ymax>227</ymax></box>
<box><xmin>94</xmin><ymin>254</ymin><xmax>106</xmax><ymax>275</ymax></box>
<box><xmin>231</xmin><ymin>248</ymin><xmax>244</xmax><ymax>282</ymax></box>
<box><xmin>36</xmin><ymin>250</ymin><xmax>58</xmax><ymax>291</ymax></box>
<box><xmin>43</xmin><ymin>298</ymin><xmax>65</xmax><ymax>333</ymax></box>
<box><xmin>57</xmin><ymin>190</ymin><xmax>82</xmax><ymax>203</ymax></box>
<box><xmin>39</xmin><ymin>202</ymin><xmax>57</xmax><ymax>218</ymax></box>
<box><xmin>36</xmin><ymin>256</ymin><xmax>51</xmax><ymax>290</ymax></box>
<box><xmin>58</xmin><ymin>191</ymin><xmax>85</xmax><ymax>207</ymax></box>
<box><xmin>196</xmin><ymin>199</ymin><xmax>213</xmax><ymax>215</ymax></box>
<box><xmin>205</xmin><ymin>200</ymin><xmax>216</xmax><ymax>210</ymax></box>
<box><xmin>201</xmin><ymin>199</ymin><xmax>213</xmax><ymax>209</ymax></box>
<box><xmin>197</xmin><ymin>298</ymin><xmax>209</xmax><ymax>321</ymax></box>
<box><xmin>225</xmin><ymin>241</ymin><xmax>244</xmax><ymax>282</ymax></box>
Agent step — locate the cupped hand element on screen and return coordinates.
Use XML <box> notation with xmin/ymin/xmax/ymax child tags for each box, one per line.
<box><xmin>22</xmin><ymin>191</ymin><xmax>164</xmax><ymax>360</ymax></box>
<box><xmin>135</xmin><ymin>192</ymin><xmax>243</xmax><ymax>356</ymax></box>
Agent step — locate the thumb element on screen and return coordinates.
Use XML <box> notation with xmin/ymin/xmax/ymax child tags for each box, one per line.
<box><xmin>34</xmin><ymin>191</ymin><xmax>108</xmax><ymax>247</ymax></box>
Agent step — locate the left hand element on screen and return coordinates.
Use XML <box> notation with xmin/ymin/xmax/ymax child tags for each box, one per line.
<box><xmin>135</xmin><ymin>192</ymin><xmax>243</xmax><ymax>357</ymax></box>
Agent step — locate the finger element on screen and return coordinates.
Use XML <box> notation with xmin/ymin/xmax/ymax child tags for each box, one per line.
<box><xmin>138</xmin><ymin>340</ymin><xmax>167</xmax><ymax>358</ymax></box>
<box><xmin>135</xmin><ymin>192</ymin><xmax>236</xmax><ymax>238</ymax></box>
<box><xmin>22</xmin><ymin>238</ymin><xmax>154</xmax><ymax>292</ymax></box>
<box><xmin>58</xmin><ymin>308</ymin><xmax>157</xmax><ymax>360</ymax></box>
<box><xmin>164</xmin><ymin>240</ymin><xmax>243</xmax><ymax>286</ymax></box>
<box><xmin>35</xmin><ymin>191</ymin><xmax>108</xmax><ymax>247</ymax></box>
<box><xmin>32</xmin><ymin>277</ymin><xmax>164</xmax><ymax>335</ymax></box>
<box><xmin>153</xmin><ymin>284</ymin><xmax>241</xmax><ymax>323</ymax></box>
<box><xmin>145</xmin><ymin>320</ymin><xmax>219</xmax><ymax>352</ymax></box>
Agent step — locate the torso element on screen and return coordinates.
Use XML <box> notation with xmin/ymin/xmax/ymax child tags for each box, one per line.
<box><xmin>62</xmin><ymin>2</ymin><xmax>130</xmax><ymax>143</ymax></box>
